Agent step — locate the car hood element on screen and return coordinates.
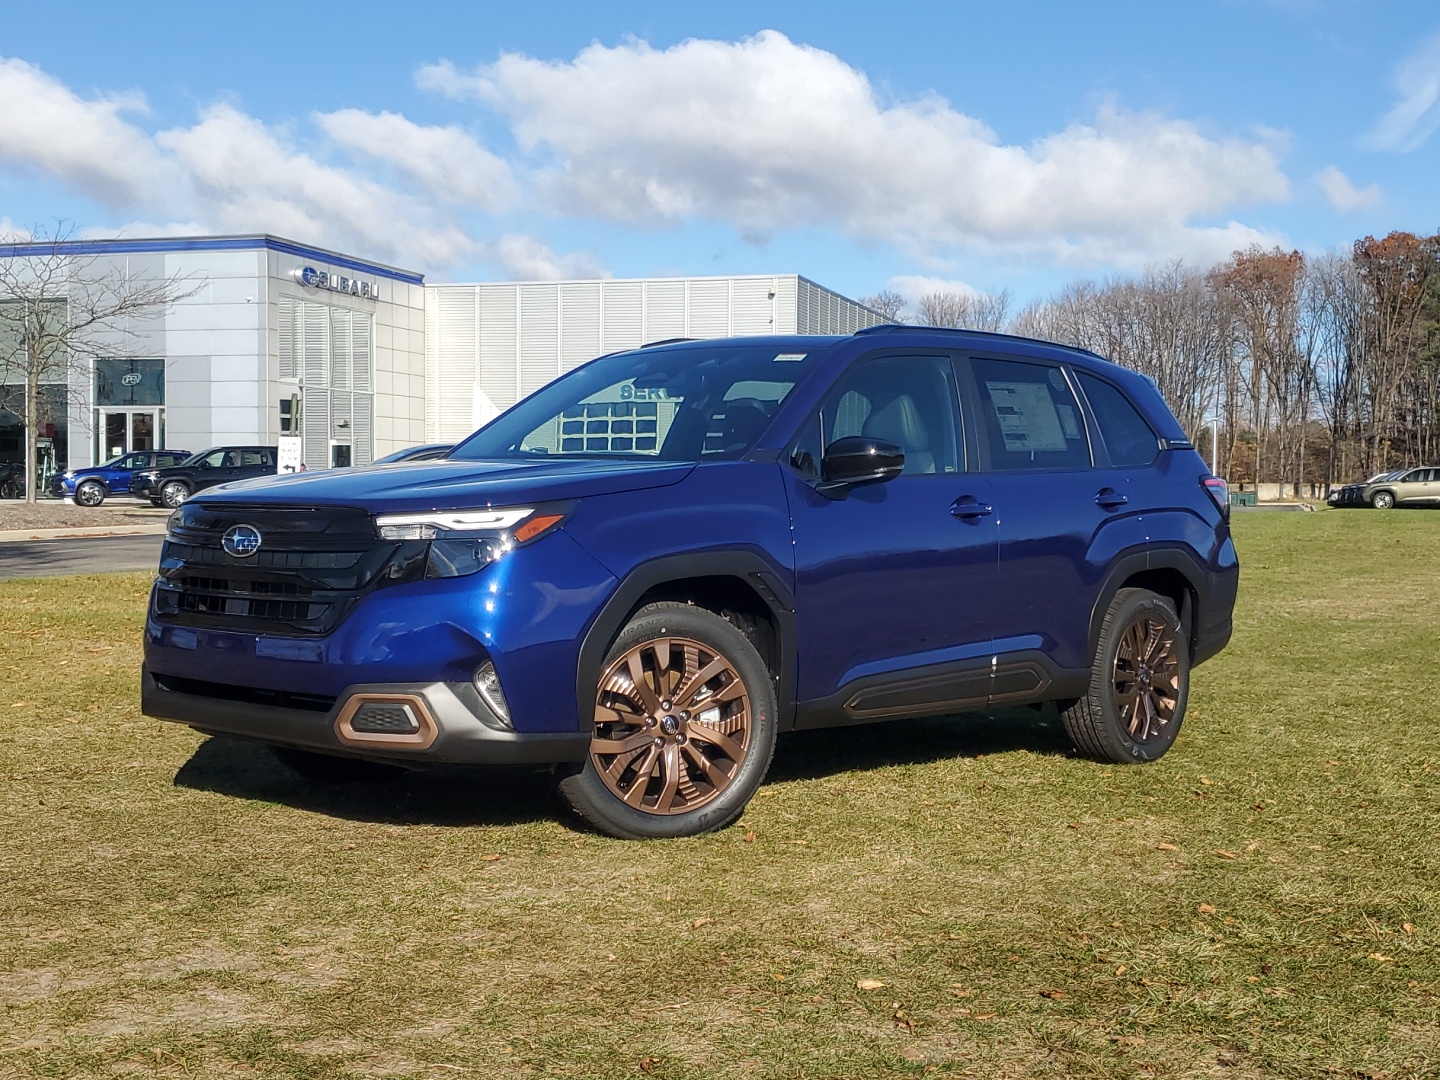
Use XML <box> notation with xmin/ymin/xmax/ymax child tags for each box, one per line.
<box><xmin>191</xmin><ymin>457</ymin><xmax>697</xmax><ymax>510</ymax></box>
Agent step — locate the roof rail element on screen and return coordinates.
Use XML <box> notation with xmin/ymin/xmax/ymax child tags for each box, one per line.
<box><xmin>853</xmin><ymin>322</ymin><xmax>1107</xmax><ymax>360</ymax></box>
<box><xmin>639</xmin><ymin>337</ymin><xmax>697</xmax><ymax>348</ymax></box>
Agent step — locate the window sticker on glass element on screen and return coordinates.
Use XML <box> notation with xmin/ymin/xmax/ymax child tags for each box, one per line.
<box><xmin>985</xmin><ymin>381</ymin><xmax>1069</xmax><ymax>452</ymax></box>
<box><xmin>773</xmin><ymin>353</ymin><xmax>807</xmax><ymax>362</ymax></box>
<box><xmin>1056</xmin><ymin>403</ymin><xmax>1082</xmax><ymax>441</ymax></box>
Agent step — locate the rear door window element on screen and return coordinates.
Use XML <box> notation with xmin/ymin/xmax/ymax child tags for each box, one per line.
<box><xmin>964</xmin><ymin>356</ymin><xmax>1091</xmax><ymax>472</ymax></box>
<box><xmin>1076</xmin><ymin>372</ymin><xmax>1160</xmax><ymax>467</ymax></box>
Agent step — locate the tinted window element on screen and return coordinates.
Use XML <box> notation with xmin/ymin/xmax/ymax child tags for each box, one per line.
<box><xmin>452</xmin><ymin>345</ymin><xmax>817</xmax><ymax>462</ymax></box>
<box><xmin>968</xmin><ymin>357</ymin><xmax>1091</xmax><ymax>472</ymax></box>
<box><xmin>817</xmin><ymin>355</ymin><xmax>960</xmax><ymax>476</ymax></box>
<box><xmin>238</xmin><ymin>450</ymin><xmax>267</xmax><ymax>467</ymax></box>
<box><xmin>1077</xmin><ymin>372</ymin><xmax>1159</xmax><ymax>468</ymax></box>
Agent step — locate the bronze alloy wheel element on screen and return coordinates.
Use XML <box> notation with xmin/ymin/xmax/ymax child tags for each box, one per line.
<box><xmin>590</xmin><ymin>635</ymin><xmax>753</xmax><ymax>816</ymax></box>
<box><xmin>1111</xmin><ymin>613</ymin><xmax>1181</xmax><ymax>743</ymax></box>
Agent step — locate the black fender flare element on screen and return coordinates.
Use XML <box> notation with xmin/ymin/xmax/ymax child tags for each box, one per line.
<box><xmin>574</xmin><ymin>552</ymin><xmax>797</xmax><ymax>733</ymax></box>
<box><xmin>1087</xmin><ymin>546</ymin><xmax>1207</xmax><ymax>660</ymax></box>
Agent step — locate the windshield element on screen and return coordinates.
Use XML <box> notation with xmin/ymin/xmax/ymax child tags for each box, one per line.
<box><xmin>1365</xmin><ymin>470</ymin><xmax>1401</xmax><ymax>483</ymax></box>
<box><xmin>451</xmin><ymin>344</ymin><xmax>822</xmax><ymax>462</ymax></box>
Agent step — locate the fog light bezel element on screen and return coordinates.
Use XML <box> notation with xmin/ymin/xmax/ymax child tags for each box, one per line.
<box><xmin>473</xmin><ymin>660</ymin><xmax>511</xmax><ymax>726</ymax></box>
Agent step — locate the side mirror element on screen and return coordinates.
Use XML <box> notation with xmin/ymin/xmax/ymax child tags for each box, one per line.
<box><xmin>820</xmin><ymin>436</ymin><xmax>904</xmax><ymax>491</ymax></box>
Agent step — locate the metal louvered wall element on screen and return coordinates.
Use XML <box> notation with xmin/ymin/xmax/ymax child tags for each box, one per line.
<box><xmin>278</xmin><ymin>296</ymin><xmax>375</xmax><ymax>469</ymax></box>
<box><xmin>422</xmin><ymin>274</ymin><xmax>882</xmax><ymax>443</ymax></box>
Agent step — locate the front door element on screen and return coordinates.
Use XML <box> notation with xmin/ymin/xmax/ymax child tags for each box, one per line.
<box><xmin>785</xmin><ymin>352</ymin><xmax>1000</xmax><ymax>724</ymax></box>
<box><xmin>98</xmin><ymin>409</ymin><xmax>161</xmax><ymax>463</ymax></box>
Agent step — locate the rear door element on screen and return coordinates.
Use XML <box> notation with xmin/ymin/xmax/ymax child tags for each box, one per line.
<box><xmin>958</xmin><ymin>354</ymin><xmax>1147</xmax><ymax>691</ymax></box>
<box><xmin>785</xmin><ymin>351</ymin><xmax>1000</xmax><ymax>722</ymax></box>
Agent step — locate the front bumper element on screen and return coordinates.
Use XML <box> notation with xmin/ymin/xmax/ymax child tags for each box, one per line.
<box><xmin>142</xmin><ymin>666</ymin><xmax>590</xmax><ymax>766</ymax></box>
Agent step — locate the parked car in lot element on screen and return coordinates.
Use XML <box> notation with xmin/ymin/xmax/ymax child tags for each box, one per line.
<box><xmin>142</xmin><ymin>328</ymin><xmax>1237</xmax><ymax>839</ymax></box>
<box><xmin>133</xmin><ymin>446</ymin><xmax>278</xmax><ymax>508</ymax></box>
<box><xmin>1328</xmin><ymin>467</ymin><xmax>1440</xmax><ymax>509</ymax></box>
<box><xmin>373</xmin><ymin>443</ymin><xmax>454</xmax><ymax>464</ymax></box>
<box><xmin>51</xmin><ymin>450</ymin><xmax>193</xmax><ymax>506</ymax></box>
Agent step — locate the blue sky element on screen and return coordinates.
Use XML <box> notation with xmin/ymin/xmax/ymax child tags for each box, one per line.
<box><xmin>1</xmin><ymin>1</ymin><xmax>1437</xmax><ymax>311</ymax></box>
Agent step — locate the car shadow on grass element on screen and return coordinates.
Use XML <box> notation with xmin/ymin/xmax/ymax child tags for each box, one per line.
<box><xmin>173</xmin><ymin>735</ymin><xmax>562</xmax><ymax>828</ymax></box>
<box><xmin>768</xmin><ymin>704</ymin><xmax>1075</xmax><ymax>783</ymax></box>
<box><xmin>174</xmin><ymin>705</ymin><xmax>1074</xmax><ymax>827</ymax></box>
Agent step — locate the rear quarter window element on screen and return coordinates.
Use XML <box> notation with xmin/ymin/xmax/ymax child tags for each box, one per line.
<box><xmin>1077</xmin><ymin>373</ymin><xmax>1160</xmax><ymax>468</ymax></box>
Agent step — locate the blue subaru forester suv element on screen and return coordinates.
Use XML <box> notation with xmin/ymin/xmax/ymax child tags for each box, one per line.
<box><xmin>143</xmin><ymin>328</ymin><xmax>1237</xmax><ymax>838</ymax></box>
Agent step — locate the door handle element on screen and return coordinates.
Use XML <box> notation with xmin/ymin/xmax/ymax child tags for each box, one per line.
<box><xmin>950</xmin><ymin>497</ymin><xmax>994</xmax><ymax>519</ymax></box>
<box><xmin>1095</xmin><ymin>488</ymin><xmax>1129</xmax><ymax>510</ymax></box>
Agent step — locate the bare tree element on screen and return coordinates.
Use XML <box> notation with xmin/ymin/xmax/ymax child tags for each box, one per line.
<box><xmin>860</xmin><ymin>289</ymin><xmax>906</xmax><ymax>322</ymax></box>
<box><xmin>915</xmin><ymin>289</ymin><xmax>1011</xmax><ymax>332</ymax></box>
<box><xmin>0</xmin><ymin>229</ymin><xmax>199</xmax><ymax>502</ymax></box>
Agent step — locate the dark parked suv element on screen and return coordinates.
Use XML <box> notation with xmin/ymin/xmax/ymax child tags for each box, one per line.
<box><xmin>142</xmin><ymin>329</ymin><xmax>1237</xmax><ymax>839</ymax></box>
<box><xmin>133</xmin><ymin>445</ymin><xmax>278</xmax><ymax>508</ymax></box>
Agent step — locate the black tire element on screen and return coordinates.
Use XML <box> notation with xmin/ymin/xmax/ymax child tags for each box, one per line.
<box><xmin>557</xmin><ymin>602</ymin><xmax>778</xmax><ymax>839</ymax></box>
<box><xmin>75</xmin><ymin>480</ymin><xmax>107</xmax><ymax>507</ymax></box>
<box><xmin>160</xmin><ymin>480</ymin><xmax>191</xmax><ymax>508</ymax></box>
<box><xmin>1372</xmin><ymin>490</ymin><xmax>1395</xmax><ymax>510</ymax></box>
<box><xmin>269</xmin><ymin>745</ymin><xmax>405</xmax><ymax>783</ymax></box>
<box><xmin>1060</xmin><ymin>588</ymin><xmax>1189</xmax><ymax>764</ymax></box>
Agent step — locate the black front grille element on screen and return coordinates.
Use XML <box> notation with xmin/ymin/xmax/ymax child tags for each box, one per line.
<box><xmin>151</xmin><ymin>503</ymin><xmax>427</xmax><ymax>636</ymax></box>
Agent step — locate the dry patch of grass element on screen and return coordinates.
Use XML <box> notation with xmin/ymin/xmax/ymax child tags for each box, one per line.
<box><xmin>1</xmin><ymin>513</ymin><xmax>1438</xmax><ymax>1078</ymax></box>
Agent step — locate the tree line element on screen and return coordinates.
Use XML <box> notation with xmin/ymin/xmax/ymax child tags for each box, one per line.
<box><xmin>866</xmin><ymin>230</ymin><xmax>1440</xmax><ymax>489</ymax></box>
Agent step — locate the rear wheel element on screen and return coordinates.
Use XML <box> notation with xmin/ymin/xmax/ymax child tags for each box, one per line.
<box><xmin>1060</xmin><ymin>588</ymin><xmax>1189</xmax><ymax>764</ymax></box>
<box><xmin>75</xmin><ymin>480</ymin><xmax>107</xmax><ymax>507</ymax></box>
<box><xmin>160</xmin><ymin>480</ymin><xmax>191</xmax><ymax>508</ymax></box>
<box><xmin>269</xmin><ymin>745</ymin><xmax>405</xmax><ymax>783</ymax></box>
<box><xmin>1372</xmin><ymin>490</ymin><xmax>1395</xmax><ymax>509</ymax></box>
<box><xmin>558</xmin><ymin>602</ymin><xmax>777</xmax><ymax>839</ymax></box>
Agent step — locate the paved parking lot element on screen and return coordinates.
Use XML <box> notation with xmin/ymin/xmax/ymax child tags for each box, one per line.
<box><xmin>0</xmin><ymin>535</ymin><xmax>164</xmax><ymax>579</ymax></box>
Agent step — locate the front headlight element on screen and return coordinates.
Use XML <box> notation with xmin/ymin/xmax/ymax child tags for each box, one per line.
<box><xmin>375</xmin><ymin>507</ymin><xmax>534</xmax><ymax>540</ymax></box>
<box><xmin>374</xmin><ymin>505</ymin><xmax>570</xmax><ymax>579</ymax></box>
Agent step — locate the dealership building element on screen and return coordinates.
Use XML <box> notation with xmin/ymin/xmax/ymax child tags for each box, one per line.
<box><xmin>0</xmin><ymin>234</ymin><xmax>882</xmax><ymax>478</ymax></box>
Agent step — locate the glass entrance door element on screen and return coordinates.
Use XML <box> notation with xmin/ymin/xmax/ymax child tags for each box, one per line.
<box><xmin>98</xmin><ymin>409</ymin><xmax>162</xmax><ymax>462</ymax></box>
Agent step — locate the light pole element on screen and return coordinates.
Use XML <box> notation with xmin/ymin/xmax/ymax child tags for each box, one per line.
<box><xmin>1204</xmin><ymin>418</ymin><xmax>1220</xmax><ymax>478</ymax></box>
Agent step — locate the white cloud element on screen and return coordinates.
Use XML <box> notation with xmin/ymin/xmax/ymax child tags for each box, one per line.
<box><xmin>422</xmin><ymin>30</ymin><xmax>1290</xmax><ymax>266</ymax></box>
<box><xmin>1317</xmin><ymin>165</ymin><xmax>1381</xmax><ymax>212</ymax></box>
<box><xmin>154</xmin><ymin>104</ymin><xmax>480</xmax><ymax>268</ymax></box>
<box><xmin>1368</xmin><ymin>32</ymin><xmax>1440</xmax><ymax>152</ymax></box>
<box><xmin>314</xmin><ymin>109</ymin><xmax>518</xmax><ymax>210</ymax></box>
<box><xmin>887</xmin><ymin>275</ymin><xmax>981</xmax><ymax>304</ymax></box>
<box><xmin>483</xmin><ymin>234</ymin><xmax>607</xmax><ymax>280</ymax></box>
<box><xmin>0</xmin><ymin>57</ymin><xmax>177</xmax><ymax>207</ymax></box>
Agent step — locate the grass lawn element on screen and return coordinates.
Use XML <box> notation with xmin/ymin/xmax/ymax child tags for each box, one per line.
<box><xmin>1</xmin><ymin>512</ymin><xmax>1436</xmax><ymax>1079</ymax></box>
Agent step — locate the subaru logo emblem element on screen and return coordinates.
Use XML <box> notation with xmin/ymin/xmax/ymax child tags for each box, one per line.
<box><xmin>222</xmin><ymin>524</ymin><xmax>263</xmax><ymax>558</ymax></box>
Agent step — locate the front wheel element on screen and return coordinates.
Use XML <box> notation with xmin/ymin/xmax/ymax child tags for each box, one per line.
<box><xmin>160</xmin><ymin>480</ymin><xmax>191</xmax><ymax>508</ymax></box>
<box><xmin>1372</xmin><ymin>491</ymin><xmax>1395</xmax><ymax>510</ymax></box>
<box><xmin>558</xmin><ymin>602</ymin><xmax>778</xmax><ymax>839</ymax></box>
<box><xmin>1060</xmin><ymin>588</ymin><xmax>1189</xmax><ymax>764</ymax></box>
<box><xmin>75</xmin><ymin>480</ymin><xmax>107</xmax><ymax>507</ymax></box>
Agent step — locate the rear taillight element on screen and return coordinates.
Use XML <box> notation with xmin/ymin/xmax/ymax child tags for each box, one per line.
<box><xmin>1202</xmin><ymin>476</ymin><xmax>1230</xmax><ymax>521</ymax></box>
